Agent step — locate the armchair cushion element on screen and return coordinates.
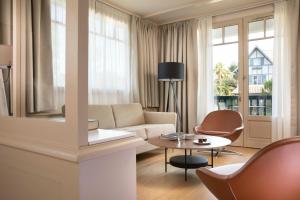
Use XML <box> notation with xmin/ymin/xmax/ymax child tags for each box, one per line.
<box><xmin>210</xmin><ymin>163</ymin><xmax>244</xmax><ymax>175</ymax></box>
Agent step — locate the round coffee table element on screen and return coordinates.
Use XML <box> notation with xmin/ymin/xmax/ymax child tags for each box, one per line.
<box><xmin>148</xmin><ymin>135</ymin><xmax>231</xmax><ymax>181</ymax></box>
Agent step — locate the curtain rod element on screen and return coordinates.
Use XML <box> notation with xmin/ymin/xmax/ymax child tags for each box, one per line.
<box><xmin>95</xmin><ymin>0</ymin><xmax>141</xmax><ymax>18</ymax></box>
<box><xmin>158</xmin><ymin>1</ymin><xmax>275</xmax><ymax>25</ymax></box>
<box><xmin>95</xmin><ymin>0</ymin><xmax>159</xmax><ymax>25</ymax></box>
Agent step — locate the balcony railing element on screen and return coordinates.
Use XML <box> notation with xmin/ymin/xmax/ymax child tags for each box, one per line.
<box><xmin>215</xmin><ymin>95</ymin><xmax>272</xmax><ymax>116</ymax></box>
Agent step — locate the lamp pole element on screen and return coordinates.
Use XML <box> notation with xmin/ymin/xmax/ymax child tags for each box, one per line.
<box><xmin>158</xmin><ymin>62</ymin><xmax>184</xmax><ymax>132</ymax></box>
<box><xmin>170</xmin><ymin>80</ymin><xmax>181</xmax><ymax>130</ymax></box>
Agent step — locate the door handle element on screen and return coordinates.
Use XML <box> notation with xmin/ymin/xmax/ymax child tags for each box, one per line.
<box><xmin>235</xmin><ymin>93</ymin><xmax>242</xmax><ymax>102</ymax></box>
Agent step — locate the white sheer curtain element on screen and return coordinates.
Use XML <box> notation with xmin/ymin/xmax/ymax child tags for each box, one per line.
<box><xmin>89</xmin><ymin>1</ymin><xmax>133</xmax><ymax>104</ymax></box>
<box><xmin>0</xmin><ymin>72</ymin><xmax>8</xmax><ymax>116</ymax></box>
<box><xmin>272</xmin><ymin>0</ymin><xmax>300</xmax><ymax>140</ymax></box>
<box><xmin>197</xmin><ymin>17</ymin><xmax>214</xmax><ymax>123</ymax></box>
<box><xmin>51</xmin><ymin>0</ymin><xmax>66</xmax><ymax>111</ymax></box>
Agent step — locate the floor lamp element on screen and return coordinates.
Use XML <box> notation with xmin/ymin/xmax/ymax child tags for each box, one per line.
<box><xmin>158</xmin><ymin>62</ymin><xmax>184</xmax><ymax>130</ymax></box>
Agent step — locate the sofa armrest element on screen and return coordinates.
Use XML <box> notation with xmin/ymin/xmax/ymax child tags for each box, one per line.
<box><xmin>144</xmin><ymin>111</ymin><xmax>177</xmax><ymax>125</ymax></box>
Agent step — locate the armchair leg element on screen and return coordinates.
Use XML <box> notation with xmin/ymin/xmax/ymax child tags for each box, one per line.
<box><xmin>220</xmin><ymin>148</ymin><xmax>242</xmax><ymax>156</ymax></box>
<box><xmin>198</xmin><ymin>148</ymin><xmax>242</xmax><ymax>157</ymax></box>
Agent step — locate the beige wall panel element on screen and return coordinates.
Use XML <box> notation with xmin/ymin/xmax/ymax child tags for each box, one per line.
<box><xmin>0</xmin><ymin>144</ymin><xmax>79</xmax><ymax>200</ymax></box>
<box><xmin>248</xmin><ymin>120</ymin><xmax>271</xmax><ymax>139</ymax></box>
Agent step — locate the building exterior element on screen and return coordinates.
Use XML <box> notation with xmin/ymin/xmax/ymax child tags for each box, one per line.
<box><xmin>248</xmin><ymin>47</ymin><xmax>273</xmax><ymax>87</ymax></box>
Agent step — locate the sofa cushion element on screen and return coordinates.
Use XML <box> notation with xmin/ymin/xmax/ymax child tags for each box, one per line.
<box><xmin>88</xmin><ymin>105</ymin><xmax>116</xmax><ymax>129</ymax></box>
<box><xmin>142</xmin><ymin>124</ymin><xmax>176</xmax><ymax>138</ymax></box>
<box><xmin>112</xmin><ymin>103</ymin><xmax>145</xmax><ymax>128</ymax></box>
<box><xmin>116</xmin><ymin>125</ymin><xmax>147</xmax><ymax>140</ymax></box>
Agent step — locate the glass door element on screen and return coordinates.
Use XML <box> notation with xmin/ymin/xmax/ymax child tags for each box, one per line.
<box><xmin>243</xmin><ymin>16</ymin><xmax>274</xmax><ymax>148</ymax></box>
<box><xmin>212</xmin><ymin>20</ymin><xmax>244</xmax><ymax>146</ymax></box>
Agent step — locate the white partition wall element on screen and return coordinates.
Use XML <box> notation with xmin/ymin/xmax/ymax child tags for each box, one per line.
<box><xmin>0</xmin><ymin>0</ymin><xmax>89</xmax><ymax>160</ymax></box>
<box><xmin>0</xmin><ymin>1</ymin><xmax>142</xmax><ymax>199</ymax></box>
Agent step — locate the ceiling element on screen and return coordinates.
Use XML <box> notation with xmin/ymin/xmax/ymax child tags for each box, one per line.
<box><xmin>103</xmin><ymin>0</ymin><xmax>274</xmax><ymax>24</ymax></box>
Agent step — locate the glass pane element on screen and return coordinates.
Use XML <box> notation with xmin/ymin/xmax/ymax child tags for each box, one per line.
<box><xmin>224</xmin><ymin>25</ymin><xmax>238</xmax><ymax>43</ymax></box>
<box><xmin>25</xmin><ymin>0</ymin><xmax>66</xmax><ymax>118</ymax></box>
<box><xmin>213</xmin><ymin>28</ymin><xmax>222</xmax><ymax>44</ymax></box>
<box><xmin>213</xmin><ymin>43</ymin><xmax>239</xmax><ymax>111</ymax></box>
<box><xmin>248</xmin><ymin>38</ymin><xmax>273</xmax><ymax>116</ymax></box>
<box><xmin>0</xmin><ymin>0</ymin><xmax>13</xmax><ymax>116</ymax></box>
<box><xmin>266</xmin><ymin>18</ymin><xmax>274</xmax><ymax>37</ymax></box>
<box><xmin>249</xmin><ymin>20</ymin><xmax>264</xmax><ymax>40</ymax></box>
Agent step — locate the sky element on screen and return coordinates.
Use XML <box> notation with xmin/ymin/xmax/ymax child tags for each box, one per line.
<box><xmin>213</xmin><ymin>38</ymin><xmax>274</xmax><ymax>70</ymax></box>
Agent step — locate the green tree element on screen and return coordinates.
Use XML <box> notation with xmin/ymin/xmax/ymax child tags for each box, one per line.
<box><xmin>214</xmin><ymin>63</ymin><xmax>237</xmax><ymax>96</ymax></box>
<box><xmin>262</xmin><ymin>79</ymin><xmax>272</xmax><ymax>95</ymax></box>
<box><xmin>229</xmin><ymin>64</ymin><xmax>238</xmax><ymax>80</ymax></box>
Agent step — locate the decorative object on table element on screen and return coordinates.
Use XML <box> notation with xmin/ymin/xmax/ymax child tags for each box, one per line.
<box><xmin>160</xmin><ymin>133</ymin><xmax>195</xmax><ymax>140</ymax></box>
<box><xmin>158</xmin><ymin>62</ymin><xmax>184</xmax><ymax>130</ymax></box>
<box><xmin>184</xmin><ymin>133</ymin><xmax>195</xmax><ymax>140</ymax></box>
<box><xmin>196</xmin><ymin>137</ymin><xmax>300</xmax><ymax>200</ymax></box>
<box><xmin>194</xmin><ymin>110</ymin><xmax>244</xmax><ymax>155</ymax></box>
<box><xmin>88</xmin><ymin>118</ymin><xmax>99</xmax><ymax>131</ymax></box>
<box><xmin>193</xmin><ymin>137</ymin><xmax>211</xmax><ymax>145</ymax></box>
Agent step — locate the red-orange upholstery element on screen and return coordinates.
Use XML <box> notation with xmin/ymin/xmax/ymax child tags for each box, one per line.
<box><xmin>194</xmin><ymin>110</ymin><xmax>244</xmax><ymax>142</ymax></box>
<box><xmin>197</xmin><ymin>137</ymin><xmax>300</xmax><ymax>200</ymax></box>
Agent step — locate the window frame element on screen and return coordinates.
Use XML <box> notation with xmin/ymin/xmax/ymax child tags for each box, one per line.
<box><xmin>243</xmin><ymin>13</ymin><xmax>274</xmax><ymax>121</ymax></box>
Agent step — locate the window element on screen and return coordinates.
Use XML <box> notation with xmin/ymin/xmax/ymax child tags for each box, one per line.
<box><xmin>212</xmin><ymin>24</ymin><xmax>239</xmax><ymax>111</ymax></box>
<box><xmin>253</xmin><ymin>76</ymin><xmax>258</xmax><ymax>84</ymax></box>
<box><xmin>51</xmin><ymin>0</ymin><xmax>66</xmax><ymax>110</ymax></box>
<box><xmin>253</xmin><ymin>58</ymin><xmax>262</xmax><ymax>66</ymax></box>
<box><xmin>89</xmin><ymin>2</ymin><xmax>131</xmax><ymax>104</ymax></box>
<box><xmin>248</xmin><ymin>17</ymin><xmax>274</xmax><ymax>116</ymax></box>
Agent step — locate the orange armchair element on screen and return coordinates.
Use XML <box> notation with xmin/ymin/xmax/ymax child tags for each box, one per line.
<box><xmin>194</xmin><ymin>110</ymin><xmax>244</xmax><ymax>143</ymax></box>
<box><xmin>196</xmin><ymin>137</ymin><xmax>300</xmax><ymax>200</ymax></box>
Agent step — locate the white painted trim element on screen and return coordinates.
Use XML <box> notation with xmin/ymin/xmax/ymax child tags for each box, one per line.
<box><xmin>12</xmin><ymin>0</ymin><xmax>21</xmax><ymax>117</ymax></box>
<box><xmin>242</xmin><ymin>14</ymin><xmax>273</xmax><ymax>148</ymax></box>
<box><xmin>158</xmin><ymin>1</ymin><xmax>274</xmax><ymax>25</ymax></box>
<box><xmin>213</xmin><ymin>4</ymin><xmax>274</xmax><ymax>23</ymax></box>
<box><xmin>97</xmin><ymin>0</ymin><xmax>141</xmax><ymax>18</ymax></box>
<box><xmin>0</xmin><ymin>133</ymin><xmax>143</xmax><ymax>162</ymax></box>
<box><xmin>79</xmin><ymin>137</ymin><xmax>144</xmax><ymax>162</ymax></box>
<box><xmin>143</xmin><ymin>2</ymin><xmax>198</xmax><ymax>18</ymax></box>
<box><xmin>0</xmin><ymin>0</ymin><xmax>89</xmax><ymax>157</ymax></box>
<box><xmin>65</xmin><ymin>0</ymin><xmax>89</xmax><ymax>146</ymax></box>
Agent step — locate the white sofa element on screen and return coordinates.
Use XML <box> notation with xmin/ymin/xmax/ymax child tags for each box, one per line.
<box><xmin>88</xmin><ymin>103</ymin><xmax>176</xmax><ymax>154</ymax></box>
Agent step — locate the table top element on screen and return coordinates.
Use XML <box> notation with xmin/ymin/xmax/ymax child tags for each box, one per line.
<box><xmin>148</xmin><ymin>135</ymin><xmax>231</xmax><ymax>149</ymax></box>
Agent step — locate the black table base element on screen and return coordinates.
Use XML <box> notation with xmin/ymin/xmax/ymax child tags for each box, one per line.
<box><xmin>165</xmin><ymin>148</ymin><xmax>214</xmax><ymax>181</ymax></box>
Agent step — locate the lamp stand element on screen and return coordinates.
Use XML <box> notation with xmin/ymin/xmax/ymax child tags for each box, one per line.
<box><xmin>169</xmin><ymin>81</ymin><xmax>182</xmax><ymax>131</ymax></box>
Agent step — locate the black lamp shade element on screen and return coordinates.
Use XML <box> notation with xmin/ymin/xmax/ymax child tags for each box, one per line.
<box><xmin>158</xmin><ymin>62</ymin><xmax>184</xmax><ymax>81</ymax></box>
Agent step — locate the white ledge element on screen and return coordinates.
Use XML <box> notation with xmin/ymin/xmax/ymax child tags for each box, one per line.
<box><xmin>79</xmin><ymin>136</ymin><xmax>145</xmax><ymax>162</ymax></box>
<box><xmin>0</xmin><ymin>134</ymin><xmax>144</xmax><ymax>162</ymax></box>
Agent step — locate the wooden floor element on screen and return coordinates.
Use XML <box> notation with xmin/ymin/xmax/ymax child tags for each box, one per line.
<box><xmin>137</xmin><ymin>147</ymin><xmax>258</xmax><ymax>200</ymax></box>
